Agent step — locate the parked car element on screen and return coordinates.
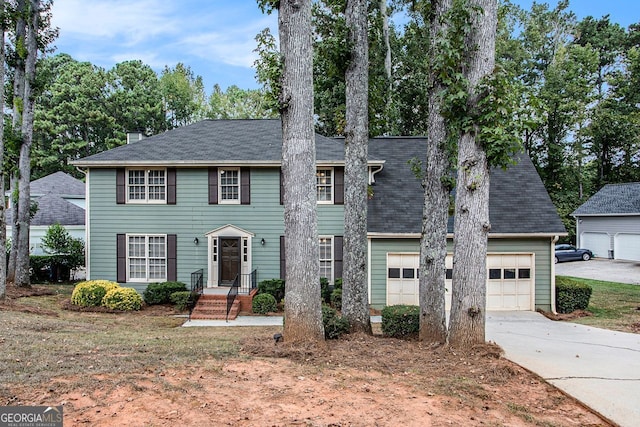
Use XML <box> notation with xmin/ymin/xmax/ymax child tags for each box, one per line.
<box><xmin>554</xmin><ymin>244</ymin><xmax>593</xmax><ymax>263</ymax></box>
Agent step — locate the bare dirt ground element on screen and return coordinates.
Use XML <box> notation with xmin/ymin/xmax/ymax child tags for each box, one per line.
<box><xmin>1</xmin><ymin>285</ymin><xmax>613</xmax><ymax>426</ymax></box>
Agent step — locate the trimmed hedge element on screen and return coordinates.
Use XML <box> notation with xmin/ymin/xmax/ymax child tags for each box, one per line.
<box><xmin>102</xmin><ymin>287</ymin><xmax>143</xmax><ymax>311</ymax></box>
<box><xmin>252</xmin><ymin>293</ymin><xmax>277</xmax><ymax>314</ymax></box>
<box><xmin>71</xmin><ymin>280</ymin><xmax>120</xmax><ymax>307</ymax></box>
<box><xmin>381</xmin><ymin>305</ymin><xmax>419</xmax><ymax>339</ymax></box>
<box><xmin>556</xmin><ymin>277</ymin><xmax>592</xmax><ymax>314</ymax></box>
<box><xmin>322</xmin><ymin>305</ymin><xmax>349</xmax><ymax>339</ymax></box>
<box><xmin>143</xmin><ymin>282</ymin><xmax>188</xmax><ymax>305</ymax></box>
<box><xmin>170</xmin><ymin>291</ymin><xmax>193</xmax><ymax>311</ymax></box>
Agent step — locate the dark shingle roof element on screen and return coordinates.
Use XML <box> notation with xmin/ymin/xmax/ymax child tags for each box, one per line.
<box><xmin>367</xmin><ymin>137</ymin><xmax>566</xmax><ymax>235</ymax></box>
<box><xmin>7</xmin><ymin>172</ymin><xmax>85</xmax><ymax>226</ymax></box>
<box><xmin>73</xmin><ymin>119</ymin><xmax>564</xmax><ymax>235</ymax></box>
<box><xmin>31</xmin><ymin>171</ymin><xmax>85</xmax><ymax>196</ymax></box>
<box><xmin>73</xmin><ymin>119</ymin><xmax>343</xmax><ymax>165</ymax></box>
<box><xmin>573</xmin><ymin>182</ymin><xmax>640</xmax><ymax>216</ymax></box>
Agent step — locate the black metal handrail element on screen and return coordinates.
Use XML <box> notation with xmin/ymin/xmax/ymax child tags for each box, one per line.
<box><xmin>226</xmin><ymin>275</ymin><xmax>240</xmax><ymax>322</ymax></box>
<box><xmin>225</xmin><ymin>269</ymin><xmax>258</xmax><ymax>321</ymax></box>
<box><xmin>189</xmin><ymin>269</ymin><xmax>204</xmax><ymax>320</ymax></box>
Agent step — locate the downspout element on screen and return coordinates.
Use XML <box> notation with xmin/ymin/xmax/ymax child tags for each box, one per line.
<box><xmin>550</xmin><ymin>235</ymin><xmax>559</xmax><ymax>314</ymax></box>
<box><xmin>76</xmin><ymin>167</ymin><xmax>89</xmax><ymax>280</ymax></box>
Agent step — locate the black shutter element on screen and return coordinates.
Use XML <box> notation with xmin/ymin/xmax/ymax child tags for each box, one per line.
<box><xmin>279</xmin><ymin>168</ymin><xmax>284</xmax><ymax>205</ymax></box>
<box><xmin>167</xmin><ymin>168</ymin><xmax>176</xmax><ymax>205</ymax></box>
<box><xmin>208</xmin><ymin>167</ymin><xmax>218</xmax><ymax>204</ymax></box>
<box><xmin>167</xmin><ymin>234</ymin><xmax>177</xmax><ymax>281</ymax></box>
<box><xmin>241</xmin><ymin>167</ymin><xmax>251</xmax><ymax>205</ymax></box>
<box><xmin>280</xmin><ymin>235</ymin><xmax>286</xmax><ymax>280</ymax></box>
<box><xmin>116</xmin><ymin>234</ymin><xmax>126</xmax><ymax>283</ymax></box>
<box><xmin>116</xmin><ymin>169</ymin><xmax>125</xmax><ymax>204</ymax></box>
<box><xmin>334</xmin><ymin>236</ymin><xmax>343</xmax><ymax>280</ymax></box>
<box><xmin>334</xmin><ymin>167</ymin><xmax>344</xmax><ymax>205</ymax></box>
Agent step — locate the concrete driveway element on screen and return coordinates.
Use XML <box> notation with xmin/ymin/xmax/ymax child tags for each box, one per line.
<box><xmin>555</xmin><ymin>258</ymin><xmax>640</xmax><ymax>285</ymax></box>
<box><xmin>487</xmin><ymin>311</ymin><xmax>640</xmax><ymax>427</ymax></box>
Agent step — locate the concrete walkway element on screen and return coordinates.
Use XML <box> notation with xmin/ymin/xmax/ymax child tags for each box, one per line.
<box><xmin>486</xmin><ymin>311</ymin><xmax>640</xmax><ymax>427</ymax></box>
<box><xmin>185</xmin><ymin>312</ymin><xmax>640</xmax><ymax>426</ymax></box>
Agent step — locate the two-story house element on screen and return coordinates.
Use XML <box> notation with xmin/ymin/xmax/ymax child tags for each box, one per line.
<box><xmin>72</xmin><ymin>119</ymin><xmax>566</xmax><ymax>312</ymax></box>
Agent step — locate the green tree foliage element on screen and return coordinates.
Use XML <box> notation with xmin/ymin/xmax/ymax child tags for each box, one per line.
<box><xmin>41</xmin><ymin>223</ymin><xmax>85</xmax><ymax>272</ymax></box>
<box><xmin>207</xmin><ymin>84</ymin><xmax>277</xmax><ymax>119</ymax></box>
<box><xmin>107</xmin><ymin>60</ymin><xmax>167</xmax><ymax>136</ymax></box>
<box><xmin>160</xmin><ymin>63</ymin><xmax>207</xmax><ymax>128</ymax></box>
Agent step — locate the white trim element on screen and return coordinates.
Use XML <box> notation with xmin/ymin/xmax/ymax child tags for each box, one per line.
<box><xmin>319</xmin><ymin>235</ymin><xmax>334</xmax><ymax>283</ymax></box>
<box><xmin>125</xmin><ymin>233</ymin><xmax>168</xmax><ymax>283</ymax></box>
<box><xmin>85</xmin><ymin>170</ymin><xmax>91</xmax><ymax>280</ymax></box>
<box><xmin>551</xmin><ymin>236</ymin><xmax>558</xmax><ymax>314</ymax></box>
<box><xmin>367</xmin><ymin>232</ymin><xmax>567</xmax><ymax>239</ymax></box>
<box><xmin>367</xmin><ymin>238</ymin><xmax>372</xmax><ymax>304</ymax></box>
<box><xmin>125</xmin><ymin>167</ymin><xmax>167</xmax><ymax>204</ymax></box>
<box><xmin>573</xmin><ymin>213</ymin><xmax>640</xmax><ymax>217</ymax></box>
<box><xmin>205</xmin><ymin>224</ymin><xmax>254</xmax><ymax>287</ymax></box>
<box><xmin>316</xmin><ymin>168</ymin><xmax>334</xmax><ymax>205</ymax></box>
<box><xmin>218</xmin><ymin>167</ymin><xmax>241</xmax><ymax>205</ymax></box>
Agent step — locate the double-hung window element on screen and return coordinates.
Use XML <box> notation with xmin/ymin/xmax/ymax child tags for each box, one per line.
<box><xmin>219</xmin><ymin>168</ymin><xmax>240</xmax><ymax>203</ymax></box>
<box><xmin>127</xmin><ymin>234</ymin><xmax>167</xmax><ymax>281</ymax></box>
<box><xmin>127</xmin><ymin>169</ymin><xmax>166</xmax><ymax>203</ymax></box>
<box><xmin>316</xmin><ymin>168</ymin><xmax>333</xmax><ymax>203</ymax></box>
<box><xmin>319</xmin><ymin>237</ymin><xmax>333</xmax><ymax>281</ymax></box>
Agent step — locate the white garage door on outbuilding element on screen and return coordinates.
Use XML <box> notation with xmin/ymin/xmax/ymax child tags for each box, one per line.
<box><xmin>614</xmin><ymin>234</ymin><xmax>640</xmax><ymax>261</ymax></box>
<box><xmin>386</xmin><ymin>253</ymin><xmax>534</xmax><ymax>311</ymax></box>
<box><xmin>580</xmin><ymin>232</ymin><xmax>610</xmax><ymax>258</ymax></box>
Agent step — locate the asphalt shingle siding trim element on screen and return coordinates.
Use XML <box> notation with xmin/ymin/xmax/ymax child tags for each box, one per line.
<box><xmin>573</xmin><ymin>182</ymin><xmax>640</xmax><ymax>216</ymax></box>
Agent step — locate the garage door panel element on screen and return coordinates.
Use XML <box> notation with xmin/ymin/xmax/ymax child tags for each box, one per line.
<box><xmin>581</xmin><ymin>232</ymin><xmax>609</xmax><ymax>258</ymax></box>
<box><xmin>614</xmin><ymin>234</ymin><xmax>640</xmax><ymax>262</ymax></box>
<box><xmin>387</xmin><ymin>253</ymin><xmax>533</xmax><ymax>311</ymax></box>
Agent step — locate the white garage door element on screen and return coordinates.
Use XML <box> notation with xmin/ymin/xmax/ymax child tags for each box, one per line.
<box><xmin>580</xmin><ymin>232</ymin><xmax>609</xmax><ymax>258</ymax></box>
<box><xmin>386</xmin><ymin>253</ymin><xmax>534</xmax><ymax>311</ymax></box>
<box><xmin>614</xmin><ymin>234</ymin><xmax>640</xmax><ymax>261</ymax></box>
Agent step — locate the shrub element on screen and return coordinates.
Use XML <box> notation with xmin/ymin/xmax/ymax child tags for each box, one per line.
<box><xmin>320</xmin><ymin>277</ymin><xmax>332</xmax><ymax>304</ymax></box>
<box><xmin>381</xmin><ymin>305</ymin><xmax>419</xmax><ymax>339</ymax></box>
<box><xmin>252</xmin><ymin>293</ymin><xmax>277</xmax><ymax>314</ymax></box>
<box><xmin>334</xmin><ymin>278</ymin><xmax>343</xmax><ymax>289</ymax></box>
<box><xmin>556</xmin><ymin>277</ymin><xmax>592</xmax><ymax>314</ymax></box>
<box><xmin>143</xmin><ymin>281</ymin><xmax>188</xmax><ymax>305</ymax></box>
<box><xmin>170</xmin><ymin>291</ymin><xmax>193</xmax><ymax>311</ymax></box>
<box><xmin>330</xmin><ymin>288</ymin><xmax>342</xmax><ymax>311</ymax></box>
<box><xmin>322</xmin><ymin>305</ymin><xmax>350</xmax><ymax>339</ymax></box>
<box><xmin>258</xmin><ymin>279</ymin><xmax>285</xmax><ymax>302</ymax></box>
<box><xmin>102</xmin><ymin>287</ymin><xmax>143</xmax><ymax>311</ymax></box>
<box><xmin>71</xmin><ymin>280</ymin><xmax>120</xmax><ymax>307</ymax></box>
<box><xmin>41</xmin><ymin>223</ymin><xmax>85</xmax><ymax>273</ymax></box>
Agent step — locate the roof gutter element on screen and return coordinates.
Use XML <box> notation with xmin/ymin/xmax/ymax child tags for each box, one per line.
<box><xmin>367</xmin><ymin>232</ymin><xmax>567</xmax><ymax>239</ymax></box>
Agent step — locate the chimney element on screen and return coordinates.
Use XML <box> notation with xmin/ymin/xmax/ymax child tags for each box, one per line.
<box><xmin>126</xmin><ymin>132</ymin><xmax>146</xmax><ymax>144</ymax></box>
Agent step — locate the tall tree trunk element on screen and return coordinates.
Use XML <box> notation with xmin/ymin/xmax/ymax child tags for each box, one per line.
<box><xmin>0</xmin><ymin>0</ymin><xmax>7</xmax><ymax>298</ymax></box>
<box><xmin>342</xmin><ymin>0</ymin><xmax>371</xmax><ymax>334</ymax></box>
<box><xmin>448</xmin><ymin>0</ymin><xmax>497</xmax><ymax>348</ymax></box>
<box><xmin>379</xmin><ymin>0</ymin><xmax>391</xmax><ymax>85</ymax></box>
<box><xmin>279</xmin><ymin>0</ymin><xmax>324</xmax><ymax>343</ymax></box>
<box><xmin>15</xmin><ymin>0</ymin><xmax>39</xmax><ymax>287</ymax></box>
<box><xmin>419</xmin><ymin>0</ymin><xmax>452</xmax><ymax>345</ymax></box>
<box><xmin>7</xmin><ymin>0</ymin><xmax>26</xmax><ymax>283</ymax></box>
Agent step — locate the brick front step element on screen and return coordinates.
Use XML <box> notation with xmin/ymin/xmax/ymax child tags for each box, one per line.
<box><xmin>191</xmin><ymin>296</ymin><xmax>240</xmax><ymax>320</ymax></box>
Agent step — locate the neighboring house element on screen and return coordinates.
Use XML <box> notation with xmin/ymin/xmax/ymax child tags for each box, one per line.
<box><xmin>573</xmin><ymin>182</ymin><xmax>640</xmax><ymax>261</ymax></box>
<box><xmin>71</xmin><ymin>119</ymin><xmax>566</xmax><ymax>312</ymax></box>
<box><xmin>6</xmin><ymin>171</ymin><xmax>85</xmax><ymax>255</ymax></box>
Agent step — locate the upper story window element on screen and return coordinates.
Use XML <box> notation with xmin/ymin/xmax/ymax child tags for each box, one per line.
<box><xmin>127</xmin><ymin>169</ymin><xmax>166</xmax><ymax>203</ymax></box>
<box><xmin>316</xmin><ymin>168</ymin><xmax>333</xmax><ymax>203</ymax></box>
<box><xmin>219</xmin><ymin>168</ymin><xmax>240</xmax><ymax>203</ymax></box>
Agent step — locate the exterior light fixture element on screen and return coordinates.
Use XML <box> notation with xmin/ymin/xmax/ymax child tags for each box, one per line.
<box><xmin>261</xmin><ymin>238</ymin><xmax>265</xmax><ymax>246</ymax></box>
<box><xmin>194</xmin><ymin>237</ymin><xmax>199</xmax><ymax>245</ymax></box>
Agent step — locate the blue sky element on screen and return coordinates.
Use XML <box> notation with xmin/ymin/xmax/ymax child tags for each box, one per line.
<box><xmin>50</xmin><ymin>1</ymin><xmax>639</xmax><ymax>93</ymax></box>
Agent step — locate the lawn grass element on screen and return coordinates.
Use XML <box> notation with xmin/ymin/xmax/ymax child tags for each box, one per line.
<box><xmin>557</xmin><ymin>275</ymin><xmax>640</xmax><ymax>332</ymax></box>
<box><xmin>0</xmin><ymin>290</ymin><xmax>280</xmax><ymax>391</ymax></box>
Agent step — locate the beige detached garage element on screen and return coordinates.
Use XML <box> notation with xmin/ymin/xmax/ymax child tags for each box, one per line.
<box><xmin>386</xmin><ymin>253</ymin><xmax>534</xmax><ymax>311</ymax></box>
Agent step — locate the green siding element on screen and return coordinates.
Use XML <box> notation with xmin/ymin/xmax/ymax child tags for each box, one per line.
<box><xmin>369</xmin><ymin>237</ymin><xmax>554</xmax><ymax>311</ymax></box>
<box><xmin>88</xmin><ymin>168</ymin><xmax>344</xmax><ymax>290</ymax></box>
